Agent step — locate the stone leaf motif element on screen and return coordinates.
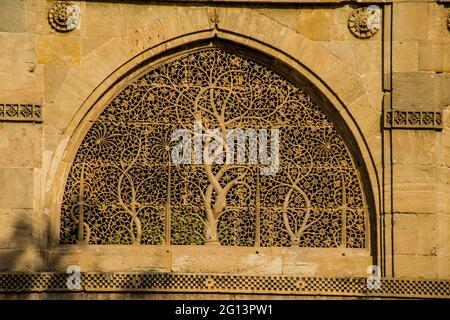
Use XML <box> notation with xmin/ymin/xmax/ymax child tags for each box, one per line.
<box><xmin>348</xmin><ymin>7</ymin><xmax>381</xmax><ymax>39</ymax></box>
<box><xmin>48</xmin><ymin>1</ymin><xmax>79</xmax><ymax>32</ymax></box>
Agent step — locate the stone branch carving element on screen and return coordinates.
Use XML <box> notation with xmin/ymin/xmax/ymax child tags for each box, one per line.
<box><xmin>48</xmin><ymin>1</ymin><xmax>80</xmax><ymax>32</ymax></box>
<box><xmin>384</xmin><ymin>110</ymin><xmax>442</xmax><ymax>129</ymax></box>
<box><xmin>348</xmin><ymin>7</ymin><xmax>381</xmax><ymax>39</ymax></box>
<box><xmin>60</xmin><ymin>48</ymin><xmax>367</xmax><ymax>248</ymax></box>
<box><xmin>0</xmin><ymin>104</ymin><xmax>42</xmax><ymax>123</ymax></box>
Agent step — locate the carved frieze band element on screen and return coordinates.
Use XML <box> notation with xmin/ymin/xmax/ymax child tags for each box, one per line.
<box><xmin>0</xmin><ymin>272</ymin><xmax>449</xmax><ymax>299</ymax></box>
<box><xmin>384</xmin><ymin>110</ymin><xmax>442</xmax><ymax>130</ymax></box>
<box><xmin>0</xmin><ymin>104</ymin><xmax>43</xmax><ymax>123</ymax></box>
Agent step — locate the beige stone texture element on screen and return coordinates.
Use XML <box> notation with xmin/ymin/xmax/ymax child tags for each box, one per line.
<box><xmin>0</xmin><ymin>0</ymin><xmax>26</xmax><ymax>33</ymax></box>
<box><xmin>393</xmin><ymin>3</ymin><xmax>429</xmax><ymax>41</ymax></box>
<box><xmin>393</xmin><ymin>72</ymin><xmax>443</xmax><ymax>110</ymax></box>
<box><xmin>85</xmin><ymin>2</ymin><xmax>127</xmax><ymax>38</ymax></box>
<box><xmin>394</xmin><ymin>213</ymin><xmax>440</xmax><ymax>255</ymax></box>
<box><xmin>393</xmin><ymin>41</ymin><xmax>418</xmax><ymax>72</ymax></box>
<box><xmin>0</xmin><ymin>168</ymin><xmax>33</xmax><ymax>209</ymax></box>
<box><xmin>0</xmin><ymin>0</ymin><xmax>449</xmax><ymax>298</ymax></box>
<box><xmin>394</xmin><ymin>255</ymin><xmax>440</xmax><ymax>279</ymax></box>
<box><xmin>0</xmin><ymin>33</ymin><xmax>39</xmax><ymax>101</ymax></box>
<box><xmin>418</xmin><ymin>42</ymin><xmax>450</xmax><ymax>73</ymax></box>
<box><xmin>37</xmin><ymin>35</ymin><xmax>82</xmax><ymax>65</ymax></box>
<box><xmin>0</xmin><ymin>123</ymin><xmax>42</xmax><ymax>167</ymax></box>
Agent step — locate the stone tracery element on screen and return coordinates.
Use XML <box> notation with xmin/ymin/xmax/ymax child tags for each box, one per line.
<box><xmin>60</xmin><ymin>47</ymin><xmax>368</xmax><ymax>248</ymax></box>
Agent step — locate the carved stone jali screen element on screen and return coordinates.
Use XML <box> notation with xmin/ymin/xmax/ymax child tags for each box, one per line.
<box><xmin>60</xmin><ymin>47</ymin><xmax>368</xmax><ymax>248</ymax></box>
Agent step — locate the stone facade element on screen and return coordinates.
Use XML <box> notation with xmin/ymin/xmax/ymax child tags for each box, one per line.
<box><xmin>0</xmin><ymin>0</ymin><xmax>449</xmax><ymax>299</ymax></box>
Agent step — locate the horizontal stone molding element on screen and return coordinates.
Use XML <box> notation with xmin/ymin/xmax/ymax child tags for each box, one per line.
<box><xmin>0</xmin><ymin>272</ymin><xmax>449</xmax><ymax>299</ymax></box>
<box><xmin>384</xmin><ymin>110</ymin><xmax>442</xmax><ymax>130</ymax></box>
<box><xmin>0</xmin><ymin>104</ymin><xmax>43</xmax><ymax>123</ymax></box>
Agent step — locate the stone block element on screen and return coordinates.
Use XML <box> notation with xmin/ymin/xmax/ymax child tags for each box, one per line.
<box><xmin>0</xmin><ymin>33</ymin><xmax>36</xmax><ymax>98</ymax></box>
<box><xmin>391</xmin><ymin>130</ymin><xmax>438</xmax><ymax>165</ymax></box>
<box><xmin>0</xmin><ymin>0</ymin><xmax>26</xmax><ymax>33</ymax></box>
<box><xmin>7</xmin><ymin>209</ymin><xmax>37</xmax><ymax>249</ymax></box>
<box><xmin>0</xmin><ymin>249</ymin><xmax>43</xmax><ymax>272</ymax></box>
<box><xmin>0</xmin><ymin>168</ymin><xmax>33</xmax><ymax>209</ymax></box>
<box><xmin>44</xmin><ymin>64</ymin><xmax>70</xmax><ymax>103</ymax></box>
<box><xmin>37</xmin><ymin>35</ymin><xmax>82</xmax><ymax>65</ymax></box>
<box><xmin>171</xmin><ymin>247</ymin><xmax>282</xmax><ymax>274</ymax></box>
<box><xmin>49</xmin><ymin>246</ymin><xmax>171</xmax><ymax>272</ymax></box>
<box><xmin>392</xmin><ymin>73</ymin><xmax>442</xmax><ymax>110</ymax></box>
<box><xmin>297</xmin><ymin>9</ymin><xmax>331</xmax><ymax>41</ymax></box>
<box><xmin>393</xmin><ymin>41</ymin><xmax>418</xmax><ymax>72</ymax></box>
<box><xmin>86</xmin><ymin>2</ymin><xmax>127</xmax><ymax>37</ymax></box>
<box><xmin>393</xmin><ymin>164</ymin><xmax>440</xmax><ymax>214</ymax></box>
<box><xmin>418</xmin><ymin>42</ymin><xmax>450</xmax><ymax>73</ymax></box>
<box><xmin>394</xmin><ymin>213</ymin><xmax>439</xmax><ymax>255</ymax></box>
<box><xmin>394</xmin><ymin>255</ymin><xmax>439</xmax><ymax>278</ymax></box>
<box><xmin>0</xmin><ymin>123</ymin><xmax>42</xmax><ymax>168</ymax></box>
<box><xmin>393</xmin><ymin>3</ymin><xmax>428</xmax><ymax>41</ymax></box>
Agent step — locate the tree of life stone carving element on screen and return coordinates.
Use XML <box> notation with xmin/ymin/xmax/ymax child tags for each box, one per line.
<box><xmin>60</xmin><ymin>48</ymin><xmax>367</xmax><ymax>248</ymax></box>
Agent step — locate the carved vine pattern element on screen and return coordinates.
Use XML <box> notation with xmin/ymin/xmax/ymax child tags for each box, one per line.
<box><xmin>60</xmin><ymin>48</ymin><xmax>367</xmax><ymax>248</ymax></box>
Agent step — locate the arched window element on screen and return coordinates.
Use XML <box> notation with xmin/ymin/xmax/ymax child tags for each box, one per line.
<box><xmin>60</xmin><ymin>46</ymin><xmax>368</xmax><ymax>248</ymax></box>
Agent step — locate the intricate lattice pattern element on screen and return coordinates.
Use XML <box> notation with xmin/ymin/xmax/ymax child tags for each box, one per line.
<box><xmin>60</xmin><ymin>48</ymin><xmax>367</xmax><ymax>247</ymax></box>
<box><xmin>1</xmin><ymin>273</ymin><xmax>449</xmax><ymax>299</ymax></box>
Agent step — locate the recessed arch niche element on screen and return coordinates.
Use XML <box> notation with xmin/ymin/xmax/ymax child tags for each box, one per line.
<box><xmin>58</xmin><ymin>40</ymin><xmax>377</xmax><ymax>269</ymax></box>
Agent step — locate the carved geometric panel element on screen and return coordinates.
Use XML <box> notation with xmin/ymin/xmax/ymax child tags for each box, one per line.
<box><xmin>0</xmin><ymin>104</ymin><xmax>42</xmax><ymax>123</ymax></box>
<box><xmin>384</xmin><ymin>110</ymin><xmax>442</xmax><ymax>130</ymax></box>
<box><xmin>60</xmin><ymin>47</ymin><xmax>368</xmax><ymax>248</ymax></box>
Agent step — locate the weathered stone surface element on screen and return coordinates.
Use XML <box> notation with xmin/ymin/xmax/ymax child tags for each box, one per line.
<box><xmin>171</xmin><ymin>248</ymin><xmax>282</xmax><ymax>274</ymax></box>
<box><xmin>0</xmin><ymin>0</ymin><xmax>26</xmax><ymax>33</ymax></box>
<box><xmin>0</xmin><ymin>33</ymin><xmax>37</xmax><ymax>100</ymax></box>
<box><xmin>392</xmin><ymin>73</ymin><xmax>442</xmax><ymax>110</ymax></box>
<box><xmin>37</xmin><ymin>35</ymin><xmax>82</xmax><ymax>65</ymax></box>
<box><xmin>418</xmin><ymin>42</ymin><xmax>450</xmax><ymax>73</ymax></box>
<box><xmin>393</xmin><ymin>164</ymin><xmax>440</xmax><ymax>214</ymax></box>
<box><xmin>297</xmin><ymin>9</ymin><xmax>331</xmax><ymax>41</ymax></box>
<box><xmin>392</xmin><ymin>130</ymin><xmax>438</xmax><ymax>165</ymax></box>
<box><xmin>0</xmin><ymin>168</ymin><xmax>33</xmax><ymax>209</ymax></box>
<box><xmin>393</xmin><ymin>41</ymin><xmax>418</xmax><ymax>72</ymax></box>
<box><xmin>0</xmin><ymin>123</ymin><xmax>42</xmax><ymax>168</ymax></box>
<box><xmin>393</xmin><ymin>3</ymin><xmax>429</xmax><ymax>41</ymax></box>
<box><xmin>85</xmin><ymin>2</ymin><xmax>127</xmax><ymax>37</ymax></box>
<box><xmin>394</xmin><ymin>255</ymin><xmax>440</xmax><ymax>279</ymax></box>
<box><xmin>394</xmin><ymin>213</ymin><xmax>440</xmax><ymax>255</ymax></box>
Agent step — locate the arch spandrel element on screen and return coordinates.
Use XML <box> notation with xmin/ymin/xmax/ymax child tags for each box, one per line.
<box><xmin>60</xmin><ymin>46</ymin><xmax>369</xmax><ymax>251</ymax></box>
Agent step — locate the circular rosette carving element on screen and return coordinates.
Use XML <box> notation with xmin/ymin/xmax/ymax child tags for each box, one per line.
<box><xmin>48</xmin><ymin>1</ymin><xmax>80</xmax><ymax>32</ymax></box>
<box><xmin>348</xmin><ymin>7</ymin><xmax>381</xmax><ymax>39</ymax></box>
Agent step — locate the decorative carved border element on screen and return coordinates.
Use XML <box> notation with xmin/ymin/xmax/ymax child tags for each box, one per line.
<box><xmin>384</xmin><ymin>110</ymin><xmax>442</xmax><ymax>130</ymax></box>
<box><xmin>0</xmin><ymin>104</ymin><xmax>43</xmax><ymax>123</ymax></box>
<box><xmin>0</xmin><ymin>272</ymin><xmax>449</xmax><ymax>299</ymax></box>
